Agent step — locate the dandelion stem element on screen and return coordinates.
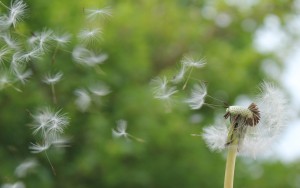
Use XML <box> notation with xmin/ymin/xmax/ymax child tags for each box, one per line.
<box><xmin>51</xmin><ymin>45</ymin><xmax>59</xmax><ymax>64</ymax></box>
<box><xmin>51</xmin><ymin>84</ymin><xmax>57</xmax><ymax>104</ymax></box>
<box><xmin>0</xmin><ymin>1</ymin><xmax>9</xmax><ymax>9</ymax></box>
<box><xmin>45</xmin><ymin>151</ymin><xmax>56</xmax><ymax>176</ymax></box>
<box><xmin>128</xmin><ymin>134</ymin><xmax>145</xmax><ymax>143</ymax></box>
<box><xmin>182</xmin><ymin>67</ymin><xmax>193</xmax><ymax>90</ymax></box>
<box><xmin>224</xmin><ymin>145</ymin><xmax>237</xmax><ymax>188</ymax></box>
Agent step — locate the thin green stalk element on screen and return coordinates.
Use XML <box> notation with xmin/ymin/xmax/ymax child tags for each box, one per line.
<box><xmin>51</xmin><ymin>84</ymin><xmax>57</xmax><ymax>104</ymax></box>
<box><xmin>224</xmin><ymin>146</ymin><xmax>238</xmax><ymax>188</ymax></box>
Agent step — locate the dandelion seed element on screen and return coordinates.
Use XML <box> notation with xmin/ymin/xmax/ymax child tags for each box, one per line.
<box><xmin>12</xmin><ymin>64</ymin><xmax>32</xmax><ymax>84</ymax></box>
<box><xmin>0</xmin><ymin>70</ymin><xmax>12</xmax><ymax>90</ymax></box>
<box><xmin>29</xmin><ymin>142</ymin><xmax>50</xmax><ymax>153</ymax></box>
<box><xmin>171</xmin><ymin>64</ymin><xmax>187</xmax><ymax>84</ymax></box>
<box><xmin>112</xmin><ymin>119</ymin><xmax>145</xmax><ymax>142</ymax></box>
<box><xmin>151</xmin><ymin>76</ymin><xmax>178</xmax><ymax>110</ymax></box>
<box><xmin>52</xmin><ymin>32</ymin><xmax>71</xmax><ymax>47</ymax></box>
<box><xmin>85</xmin><ymin>7</ymin><xmax>112</xmax><ymax>21</ymax></box>
<box><xmin>74</xmin><ymin>89</ymin><xmax>91</xmax><ymax>112</ymax></box>
<box><xmin>89</xmin><ymin>82</ymin><xmax>111</xmax><ymax>96</ymax></box>
<box><xmin>77</xmin><ymin>28</ymin><xmax>102</xmax><ymax>44</ymax></box>
<box><xmin>151</xmin><ymin>76</ymin><xmax>178</xmax><ymax>99</ymax></box>
<box><xmin>46</xmin><ymin>109</ymin><xmax>69</xmax><ymax>135</ymax></box>
<box><xmin>43</xmin><ymin>71</ymin><xmax>63</xmax><ymax>85</ymax></box>
<box><xmin>112</xmin><ymin>119</ymin><xmax>128</xmax><ymax>138</ymax></box>
<box><xmin>182</xmin><ymin>56</ymin><xmax>206</xmax><ymax>68</ymax></box>
<box><xmin>151</xmin><ymin>76</ymin><xmax>168</xmax><ymax>93</ymax></box>
<box><xmin>7</xmin><ymin>0</ymin><xmax>27</xmax><ymax>28</ymax></box>
<box><xmin>72</xmin><ymin>46</ymin><xmax>108</xmax><ymax>66</ymax></box>
<box><xmin>185</xmin><ymin>83</ymin><xmax>207</xmax><ymax>110</ymax></box>
<box><xmin>15</xmin><ymin>159</ymin><xmax>37</xmax><ymax>178</ymax></box>
<box><xmin>14</xmin><ymin>48</ymin><xmax>43</xmax><ymax>62</ymax></box>
<box><xmin>1</xmin><ymin>33</ymin><xmax>21</xmax><ymax>49</ymax></box>
<box><xmin>28</xmin><ymin>29</ymin><xmax>53</xmax><ymax>51</ymax></box>
<box><xmin>0</xmin><ymin>46</ymin><xmax>10</xmax><ymax>64</ymax></box>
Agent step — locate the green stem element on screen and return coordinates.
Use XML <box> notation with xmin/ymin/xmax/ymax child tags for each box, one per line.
<box><xmin>224</xmin><ymin>146</ymin><xmax>238</xmax><ymax>188</ymax></box>
<box><xmin>51</xmin><ymin>84</ymin><xmax>57</xmax><ymax>104</ymax></box>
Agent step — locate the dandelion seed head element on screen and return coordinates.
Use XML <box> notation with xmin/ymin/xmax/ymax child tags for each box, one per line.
<box><xmin>202</xmin><ymin>82</ymin><xmax>289</xmax><ymax>158</ymax></box>
<box><xmin>239</xmin><ymin>82</ymin><xmax>289</xmax><ymax>156</ymax></box>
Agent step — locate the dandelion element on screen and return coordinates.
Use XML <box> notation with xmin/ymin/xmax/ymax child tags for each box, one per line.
<box><xmin>85</xmin><ymin>7</ymin><xmax>112</xmax><ymax>21</ymax></box>
<box><xmin>72</xmin><ymin>46</ymin><xmax>108</xmax><ymax>67</ymax></box>
<box><xmin>201</xmin><ymin>82</ymin><xmax>289</xmax><ymax>188</ymax></box>
<box><xmin>77</xmin><ymin>28</ymin><xmax>102</xmax><ymax>44</ymax></box>
<box><xmin>185</xmin><ymin>83</ymin><xmax>207</xmax><ymax>110</ymax></box>
<box><xmin>15</xmin><ymin>159</ymin><xmax>37</xmax><ymax>178</ymax></box>
<box><xmin>74</xmin><ymin>88</ymin><xmax>91</xmax><ymax>112</ymax></box>
<box><xmin>112</xmin><ymin>119</ymin><xmax>145</xmax><ymax>142</ymax></box>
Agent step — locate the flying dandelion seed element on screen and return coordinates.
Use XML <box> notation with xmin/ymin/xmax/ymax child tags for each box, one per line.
<box><xmin>185</xmin><ymin>83</ymin><xmax>207</xmax><ymax>110</ymax></box>
<box><xmin>85</xmin><ymin>7</ymin><xmax>112</xmax><ymax>21</ymax></box>
<box><xmin>112</xmin><ymin>119</ymin><xmax>145</xmax><ymax>143</ymax></box>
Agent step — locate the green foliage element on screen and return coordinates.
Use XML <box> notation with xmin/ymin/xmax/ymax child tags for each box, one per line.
<box><xmin>0</xmin><ymin>0</ymin><xmax>297</xmax><ymax>187</ymax></box>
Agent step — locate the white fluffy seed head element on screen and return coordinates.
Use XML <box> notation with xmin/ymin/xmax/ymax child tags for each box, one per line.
<box><xmin>202</xmin><ymin>82</ymin><xmax>289</xmax><ymax>158</ymax></box>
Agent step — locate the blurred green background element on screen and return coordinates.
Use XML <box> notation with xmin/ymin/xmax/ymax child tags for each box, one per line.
<box><xmin>1</xmin><ymin>0</ymin><xmax>299</xmax><ymax>187</ymax></box>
